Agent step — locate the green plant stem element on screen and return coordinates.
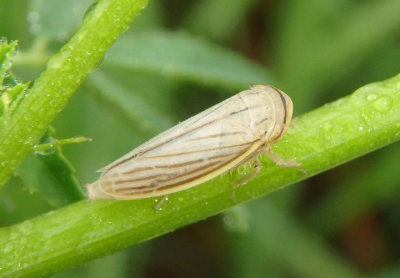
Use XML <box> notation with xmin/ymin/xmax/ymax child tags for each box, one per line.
<box><xmin>32</xmin><ymin>136</ymin><xmax>92</xmax><ymax>154</ymax></box>
<box><xmin>1</xmin><ymin>74</ymin><xmax>400</xmax><ymax>277</ymax></box>
<box><xmin>0</xmin><ymin>0</ymin><xmax>149</xmax><ymax>186</ymax></box>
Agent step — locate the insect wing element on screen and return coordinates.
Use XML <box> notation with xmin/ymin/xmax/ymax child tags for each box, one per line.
<box><xmin>90</xmin><ymin>86</ymin><xmax>284</xmax><ymax>199</ymax></box>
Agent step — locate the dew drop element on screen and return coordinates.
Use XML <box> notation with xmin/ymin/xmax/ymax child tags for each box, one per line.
<box><xmin>34</xmin><ymin>144</ymin><xmax>56</xmax><ymax>156</ymax></box>
<box><xmin>373</xmin><ymin>96</ymin><xmax>393</xmax><ymax>112</ymax></box>
<box><xmin>33</xmin><ymin>137</ymin><xmax>57</xmax><ymax>156</ymax></box>
<box><xmin>367</xmin><ymin>94</ymin><xmax>377</xmax><ymax>101</ymax></box>
<box><xmin>351</xmin><ymin>84</ymin><xmax>380</xmax><ymax>107</ymax></box>
<box><xmin>322</xmin><ymin>122</ymin><xmax>332</xmax><ymax>131</ymax></box>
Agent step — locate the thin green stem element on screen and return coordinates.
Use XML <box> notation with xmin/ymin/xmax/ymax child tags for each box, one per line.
<box><xmin>32</xmin><ymin>136</ymin><xmax>92</xmax><ymax>154</ymax></box>
<box><xmin>1</xmin><ymin>74</ymin><xmax>399</xmax><ymax>277</ymax></box>
<box><xmin>0</xmin><ymin>0</ymin><xmax>149</xmax><ymax>186</ymax></box>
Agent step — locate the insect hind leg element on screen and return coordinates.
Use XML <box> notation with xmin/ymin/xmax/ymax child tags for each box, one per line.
<box><xmin>264</xmin><ymin>145</ymin><xmax>307</xmax><ymax>174</ymax></box>
<box><xmin>153</xmin><ymin>195</ymin><xmax>169</xmax><ymax>211</ymax></box>
<box><xmin>231</xmin><ymin>158</ymin><xmax>262</xmax><ymax>200</ymax></box>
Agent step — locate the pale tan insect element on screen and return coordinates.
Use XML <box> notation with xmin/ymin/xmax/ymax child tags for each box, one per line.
<box><xmin>87</xmin><ymin>85</ymin><xmax>298</xmax><ymax>200</ymax></box>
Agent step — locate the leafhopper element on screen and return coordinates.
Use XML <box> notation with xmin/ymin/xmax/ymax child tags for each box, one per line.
<box><xmin>87</xmin><ymin>85</ymin><xmax>298</xmax><ymax>200</ymax></box>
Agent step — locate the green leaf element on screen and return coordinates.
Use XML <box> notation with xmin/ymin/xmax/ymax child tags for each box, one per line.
<box><xmin>306</xmin><ymin>144</ymin><xmax>400</xmax><ymax>236</ymax></box>
<box><xmin>184</xmin><ymin>0</ymin><xmax>258</xmax><ymax>42</ymax></box>
<box><xmin>0</xmin><ymin>39</ymin><xmax>18</xmax><ymax>88</ymax></box>
<box><xmin>16</xmin><ymin>131</ymin><xmax>87</xmax><ymax>207</ymax></box>
<box><xmin>17</xmin><ymin>150</ymin><xmax>84</xmax><ymax>208</ymax></box>
<box><xmin>276</xmin><ymin>0</ymin><xmax>400</xmax><ymax>112</ymax></box>
<box><xmin>105</xmin><ymin>31</ymin><xmax>272</xmax><ymax>90</ymax></box>
<box><xmin>0</xmin><ymin>178</ymin><xmax>52</xmax><ymax>227</ymax></box>
<box><xmin>227</xmin><ymin>199</ymin><xmax>362</xmax><ymax>278</ymax></box>
<box><xmin>28</xmin><ymin>0</ymin><xmax>94</xmax><ymax>41</ymax></box>
<box><xmin>88</xmin><ymin>71</ymin><xmax>173</xmax><ymax>134</ymax></box>
<box><xmin>1</xmin><ymin>83</ymin><xmax>28</xmax><ymax>118</ymax></box>
<box><xmin>0</xmin><ymin>40</ymin><xmax>29</xmax><ymax>124</ymax></box>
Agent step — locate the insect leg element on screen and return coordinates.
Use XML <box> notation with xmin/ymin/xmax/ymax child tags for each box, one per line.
<box><xmin>264</xmin><ymin>145</ymin><xmax>307</xmax><ymax>174</ymax></box>
<box><xmin>231</xmin><ymin>157</ymin><xmax>262</xmax><ymax>200</ymax></box>
<box><xmin>153</xmin><ymin>195</ymin><xmax>169</xmax><ymax>211</ymax></box>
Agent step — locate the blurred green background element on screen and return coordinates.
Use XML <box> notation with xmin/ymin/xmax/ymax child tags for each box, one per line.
<box><xmin>1</xmin><ymin>0</ymin><xmax>400</xmax><ymax>277</ymax></box>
